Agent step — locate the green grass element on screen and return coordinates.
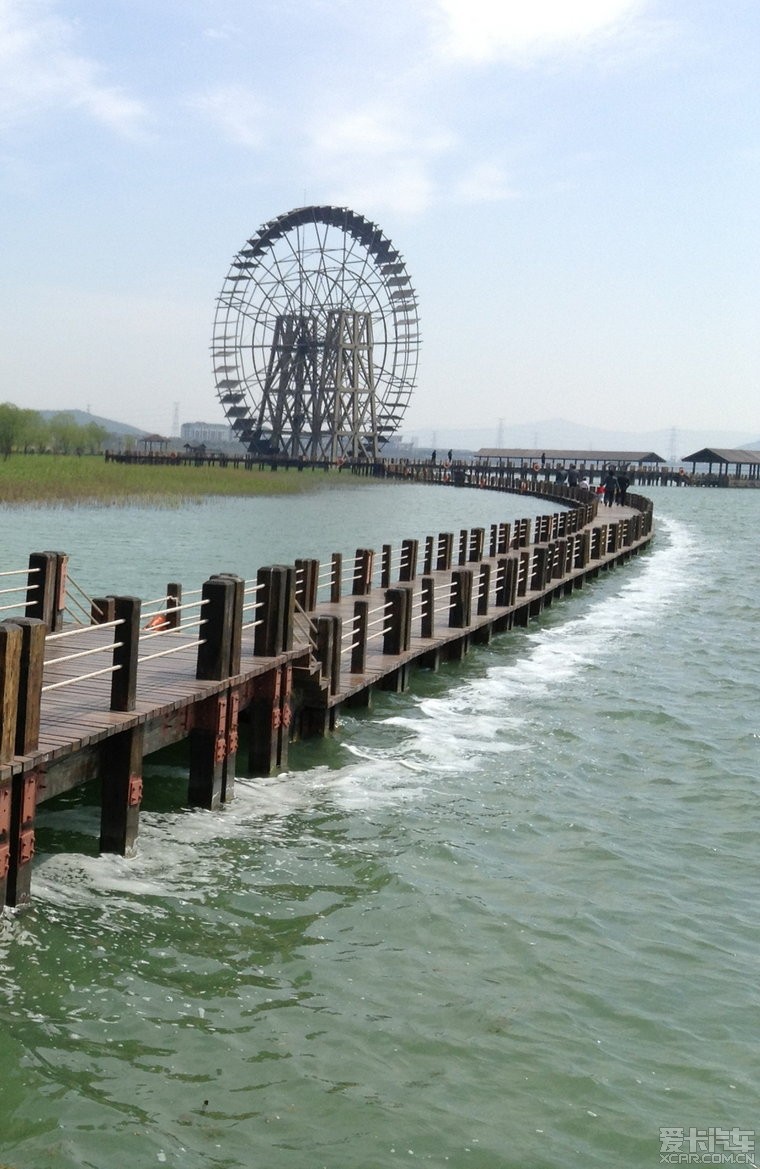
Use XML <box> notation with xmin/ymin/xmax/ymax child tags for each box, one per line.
<box><xmin>0</xmin><ymin>454</ymin><xmax>362</xmax><ymax>505</ymax></box>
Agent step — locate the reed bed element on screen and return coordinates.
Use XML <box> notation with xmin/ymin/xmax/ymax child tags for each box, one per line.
<box><xmin>0</xmin><ymin>455</ymin><xmax>356</xmax><ymax>505</ymax></box>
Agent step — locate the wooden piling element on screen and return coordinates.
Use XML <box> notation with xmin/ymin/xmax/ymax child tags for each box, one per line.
<box><xmin>7</xmin><ymin>769</ymin><xmax>38</xmax><ymax>906</ymax></box>
<box><xmin>100</xmin><ymin>724</ymin><xmax>145</xmax><ymax>854</ymax></box>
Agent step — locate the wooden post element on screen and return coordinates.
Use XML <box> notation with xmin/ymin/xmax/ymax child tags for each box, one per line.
<box><xmin>423</xmin><ymin>535</ymin><xmax>434</xmax><ymax>575</ymax></box>
<box><xmin>6</xmin><ymin>768</ymin><xmax>38</xmax><ymax>906</ymax></box>
<box><xmin>212</xmin><ymin>574</ymin><xmax>245</xmax><ymax>675</ymax></box>
<box><xmin>11</xmin><ymin>618</ymin><xmax>45</xmax><ymax>756</ymax></box>
<box><xmin>165</xmin><ymin>582</ymin><xmax>182</xmax><ymax>630</ymax></box>
<box><xmin>458</xmin><ymin>529</ymin><xmax>468</xmax><ymax>565</ymax></box>
<box><xmin>437</xmin><ymin>532</ymin><xmax>454</xmax><ymax>571</ymax></box>
<box><xmin>0</xmin><ymin>780</ymin><xmax>10</xmax><ymax>907</ymax></box>
<box><xmin>517</xmin><ymin>550</ymin><xmax>531</xmax><ymax>597</ymax></box>
<box><xmin>281</xmin><ymin>566</ymin><xmax>295</xmax><ymax>651</ymax></box>
<box><xmin>381</xmin><ymin>544</ymin><xmax>392</xmax><ymax>588</ymax></box>
<box><xmin>351</xmin><ymin>599</ymin><xmax>369</xmax><ymax>674</ymax></box>
<box><xmin>91</xmin><ymin>595</ymin><xmax>116</xmax><ymax>625</ymax></box>
<box><xmin>494</xmin><ymin>558</ymin><xmax>509</xmax><ymax>607</ymax></box>
<box><xmin>249</xmin><ymin>668</ymin><xmax>281</xmax><ymax>776</ymax></box>
<box><xmin>51</xmin><ymin>552</ymin><xmax>68</xmax><ymax>632</ymax></box>
<box><xmin>253</xmin><ymin>566</ymin><xmax>292</xmax><ymax>655</ymax></box>
<box><xmin>383</xmin><ymin>587</ymin><xmax>412</xmax><ymax>656</ymax></box>
<box><xmin>0</xmin><ymin>621</ymin><xmax>22</xmax><ymax>764</ymax></box>
<box><xmin>489</xmin><ymin>524</ymin><xmax>498</xmax><ymax>557</ymax></box>
<box><xmin>352</xmin><ymin>549</ymin><xmax>374</xmax><ymax>595</ymax></box>
<box><xmin>399</xmin><ymin>539</ymin><xmax>418</xmax><ymax>582</ymax></box>
<box><xmin>469</xmin><ymin>528</ymin><xmax>485</xmax><ymax>563</ymax></box>
<box><xmin>315</xmin><ymin>615</ymin><xmax>341</xmax><ymax>695</ymax></box>
<box><xmin>26</xmin><ymin>551</ymin><xmax>57</xmax><ymax>628</ymax></box>
<box><xmin>248</xmin><ymin>664</ymin><xmax>291</xmax><ymax>774</ymax></box>
<box><xmin>420</xmin><ymin>577</ymin><xmax>435</xmax><ymax>638</ymax></box>
<box><xmin>192</xmin><ymin>576</ymin><xmax>241</xmax><ymax>808</ymax></box>
<box><xmin>189</xmin><ymin>695</ymin><xmax>227</xmax><ymax>809</ymax></box>
<box><xmin>450</xmin><ymin>569</ymin><xmax>473</xmax><ymax>628</ymax></box>
<box><xmin>254</xmin><ymin>567</ymin><xmax>279</xmax><ymax>656</ymax></box>
<box><xmin>477</xmin><ymin>563</ymin><xmax>491</xmax><ymax>616</ymax></box>
<box><xmin>279</xmin><ymin>665</ymin><xmax>292</xmax><ymax>765</ymax></box>
<box><xmin>100</xmin><ymin>724</ymin><xmax>145</xmax><ymax>854</ymax></box>
<box><xmin>295</xmin><ymin>558</ymin><xmax>319</xmax><ymax>610</ymax></box>
<box><xmin>330</xmin><ymin>553</ymin><xmax>342</xmax><ymax>603</ymax></box>
<box><xmin>110</xmin><ymin>596</ymin><xmax>141</xmax><ymax>712</ymax></box>
<box><xmin>222</xmin><ymin>688</ymin><xmax>239</xmax><ymax>803</ymax></box>
<box><xmin>531</xmin><ymin>546</ymin><xmax>549</xmax><ymax>591</ymax></box>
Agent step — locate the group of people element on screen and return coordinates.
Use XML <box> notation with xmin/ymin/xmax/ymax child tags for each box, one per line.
<box><xmin>600</xmin><ymin>468</ymin><xmax>630</xmax><ymax>507</ymax></box>
<box><xmin>554</xmin><ymin>462</ymin><xmax>630</xmax><ymax>506</ymax></box>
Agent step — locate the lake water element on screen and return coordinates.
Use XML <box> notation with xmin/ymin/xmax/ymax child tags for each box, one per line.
<box><xmin>0</xmin><ymin>483</ymin><xmax>757</xmax><ymax>1169</ymax></box>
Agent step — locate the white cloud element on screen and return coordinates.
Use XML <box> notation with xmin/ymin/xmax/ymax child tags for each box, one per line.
<box><xmin>433</xmin><ymin>0</ymin><xmax>648</xmax><ymax>63</ymax></box>
<box><xmin>451</xmin><ymin>161</ymin><xmax>516</xmax><ymax>203</ymax></box>
<box><xmin>306</xmin><ymin>103</ymin><xmax>450</xmax><ymax>215</ymax></box>
<box><xmin>189</xmin><ymin>84</ymin><xmax>267</xmax><ymax>148</ymax></box>
<box><xmin>0</xmin><ymin>0</ymin><xmax>147</xmax><ymax>134</ymax></box>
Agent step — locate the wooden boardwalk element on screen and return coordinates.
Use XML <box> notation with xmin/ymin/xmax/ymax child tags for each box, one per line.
<box><xmin>0</xmin><ymin>481</ymin><xmax>653</xmax><ymax>908</ymax></box>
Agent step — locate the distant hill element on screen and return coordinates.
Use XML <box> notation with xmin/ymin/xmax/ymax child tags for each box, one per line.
<box><xmin>402</xmin><ymin>418</ymin><xmax>759</xmax><ymax>460</ymax></box>
<box><xmin>38</xmin><ymin>410</ymin><xmax>148</xmax><ymax>437</ymax></box>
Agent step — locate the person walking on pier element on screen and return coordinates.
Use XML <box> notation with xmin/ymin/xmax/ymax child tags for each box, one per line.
<box><xmin>616</xmin><ymin>472</ymin><xmax>630</xmax><ymax>505</ymax></box>
<box><xmin>602</xmin><ymin>468</ymin><xmax>618</xmax><ymax>507</ymax></box>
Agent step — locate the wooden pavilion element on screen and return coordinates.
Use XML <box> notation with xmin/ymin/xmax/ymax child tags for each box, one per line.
<box><xmin>681</xmin><ymin>448</ymin><xmax>760</xmax><ymax>480</ymax></box>
<box><xmin>475</xmin><ymin>448</ymin><xmax>666</xmax><ymax>470</ymax></box>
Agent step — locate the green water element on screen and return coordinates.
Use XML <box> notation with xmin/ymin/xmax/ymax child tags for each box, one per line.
<box><xmin>1</xmin><ymin>485</ymin><xmax>757</xmax><ymax>1168</ymax></box>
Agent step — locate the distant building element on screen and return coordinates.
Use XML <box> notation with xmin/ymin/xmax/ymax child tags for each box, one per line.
<box><xmin>180</xmin><ymin>420</ymin><xmax>237</xmax><ymax>446</ymax></box>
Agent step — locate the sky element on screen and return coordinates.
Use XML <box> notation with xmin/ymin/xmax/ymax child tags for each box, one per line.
<box><xmin>1</xmin><ymin>0</ymin><xmax>759</xmax><ymax>443</ymax></box>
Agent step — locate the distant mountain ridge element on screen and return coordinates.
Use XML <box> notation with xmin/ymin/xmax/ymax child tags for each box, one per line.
<box><xmin>38</xmin><ymin>410</ymin><xmax>147</xmax><ymax>437</ymax></box>
<box><xmin>403</xmin><ymin>418</ymin><xmax>759</xmax><ymax>459</ymax></box>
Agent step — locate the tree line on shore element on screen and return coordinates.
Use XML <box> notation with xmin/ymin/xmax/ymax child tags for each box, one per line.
<box><xmin>0</xmin><ymin>403</ymin><xmax>111</xmax><ymax>458</ymax></box>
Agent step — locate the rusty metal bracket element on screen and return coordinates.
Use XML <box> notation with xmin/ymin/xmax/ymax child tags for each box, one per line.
<box><xmin>21</xmin><ymin>773</ymin><xmax>37</xmax><ymax>826</ymax></box>
<box><xmin>19</xmin><ymin>828</ymin><xmax>35</xmax><ymax>865</ymax></box>
<box><xmin>128</xmin><ymin>775</ymin><xmax>143</xmax><ymax>807</ymax></box>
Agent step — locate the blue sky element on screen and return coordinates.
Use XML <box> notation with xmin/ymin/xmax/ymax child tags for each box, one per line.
<box><xmin>1</xmin><ymin>0</ymin><xmax>758</xmax><ymax>441</ymax></box>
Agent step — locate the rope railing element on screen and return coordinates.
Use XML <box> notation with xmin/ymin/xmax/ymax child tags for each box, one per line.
<box><xmin>138</xmin><ymin>636</ymin><xmax>206</xmax><ymax>664</ymax></box>
<box><xmin>47</xmin><ymin>618</ymin><xmax>124</xmax><ymax>641</ymax></box>
<box><xmin>42</xmin><ymin>662</ymin><xmax>121</xmax><ymax>693</ymax></box>
<box><xmin>64</xmin><ymin>574</ymin><xmax>98</xmax><ymax>623</ymax></box>
<box><xmin>0</xmin><ymin>581</ymin><xmax>38</xmax><ymax>615</ymax></box>
<box><xmin>0</xmin><ymin>583</ymin><xmax>35</xmax><ymax>598</ymax></box>
<box><xmin>340</xmin><ymin>614</ymin><xmax>362</xmax><ymax>643</ymax></box>
<box><xmin>42</xmin><ymin>613</ymin><xmax>129</xmax><ymax>695</ymax></box>
<box><xmin>64</xmin><ymin>592</ymin><xmax>94</xmax><ymax>625</ymax></box>
<box><xmin>145</xmin><ymin>597</ymin><xmax>211</xmax><ymax>636</ymax></box>
<box><xmin>47</xmin><ymin>640</ymin><xmax>125</xmax><ymax>667</ymax></box>
<box><xmin>0</xmin><ymin>566</ymin><xmax>39</xmax><ymax>579</ymax></box>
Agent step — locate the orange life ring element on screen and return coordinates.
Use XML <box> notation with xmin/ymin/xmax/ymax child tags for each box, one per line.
<box><xmin>144</xmin><ymin>612</ymin><xmax>169</xmax><ymax>631</ymax></box>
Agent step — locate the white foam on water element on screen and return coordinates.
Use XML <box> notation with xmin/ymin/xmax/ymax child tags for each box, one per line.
<box><xmin>30</xmin><ymin>516</ymin><xmax>697</xmax><ymax>908</ymax></box>
<box><xmin>382</xmin><ymin>515</ymin><xmax>699</xmax><ymax>745</ymax></box>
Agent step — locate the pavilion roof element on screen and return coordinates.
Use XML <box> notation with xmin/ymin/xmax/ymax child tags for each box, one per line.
<box><xmin>475</xmin><ymin>448</ymin><xmax>666</xmax><ymax>464</ymax></box>
<box><xmin>681</xmin><ymin>447</ymin><xmax>760</xmax><ymax>465</ymax></box>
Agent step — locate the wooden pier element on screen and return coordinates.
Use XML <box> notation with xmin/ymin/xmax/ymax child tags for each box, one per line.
<box><xmin>0</xmin><ymin>479</ymin><xmax>653</xmax><ymax>909</ymax></box>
